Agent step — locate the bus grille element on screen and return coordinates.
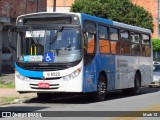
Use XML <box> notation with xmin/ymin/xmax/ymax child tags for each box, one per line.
<box><xmin>16</xmin><ymin>60</ymin><xmax>81</xmax><ymax>71</ymax></box>
<box><xmin>22</xmin><ymin>66</ymin><xmax>68</xmax><ymax>71</ymax></box>
<box><xmin>28</xmin><ymin>77</ymin><xmax>61</xmax><ymax>80</ymax></box>
<box><xmin>31</xmin><ymin>87</ymin><xmax>58</xmax><ymax>90</ymax></box>
<box><xmin>30</xmin><ymin>83</ymin><xmax>59</xmax><ymax>89</ymax></box>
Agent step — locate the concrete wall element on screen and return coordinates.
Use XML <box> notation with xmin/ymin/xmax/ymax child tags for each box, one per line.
<box><xmin>47</xmin><ymin>0</ymin><xmax>75</xmax><ymax>7</ymax></box>
<box><xmin>47</xmin><ymin>0</ymin><xmax>74</xmax><ymax>12</ymax></box>
<box><xmin>47</xmin><ymin>6</ymin><xmax>70</xmax><ymax>12</ymax></box>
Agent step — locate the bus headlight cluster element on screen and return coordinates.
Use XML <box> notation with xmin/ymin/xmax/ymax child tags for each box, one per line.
<box><xmin>15</xmin><ymin>71</ymin><xmax>28</xmax><ymax>81</ymax></box>
<box><xmin>63</xmin><ymin>68</ymin><xmax>81</xmax><ymax>81</ymax></box>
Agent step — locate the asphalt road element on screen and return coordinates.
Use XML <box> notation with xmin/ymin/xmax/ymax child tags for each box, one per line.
<box><xmin>0</xmin><ymin>87</ymin><xmax>160</xmax><ymax>120</ymax></box>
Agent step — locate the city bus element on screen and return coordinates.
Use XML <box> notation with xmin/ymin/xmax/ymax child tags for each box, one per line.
<box><xmin>15</xmin><ymin>12</ymin><xmax>152</xmax><ymax>101</ymax></box>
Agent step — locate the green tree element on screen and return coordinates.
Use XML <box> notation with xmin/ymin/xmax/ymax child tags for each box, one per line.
<box><xmin>70</xmin><ymin>0</ymin><xmax>153</xmax><ymax>31</ymax></box>
<box><xmin>152</xmin><ymin>39</ymin><xmax>160</xmax><ymax>52</ymax></box>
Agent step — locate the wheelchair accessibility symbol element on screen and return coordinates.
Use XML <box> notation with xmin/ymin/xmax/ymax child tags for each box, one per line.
<box><xmin>44</xmin><ymin>52</ymin><xmax>54</xmax><ymax>62</ymax></box>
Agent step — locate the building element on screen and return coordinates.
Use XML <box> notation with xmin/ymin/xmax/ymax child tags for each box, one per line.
<box><xmin>47</xmin><ymin>0</ymin><xmax>159</xmax><ymax>38</ymax></box>
<box><xmin>0</xmin><ymin>0</ymin><xmax>47</xmax><ymax>74</ymax></box>
<box><xmin>47</xmin><ymin>0</ymin><xmax>74</xmax><ymax>12</ymax></box>
<box><xmin>131</xmin><ymin>0</ymin><xmax>159</xmax><ymax>39</ymax></box>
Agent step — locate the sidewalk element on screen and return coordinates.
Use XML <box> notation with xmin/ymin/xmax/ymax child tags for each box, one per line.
<box><xmin>0</xmin><ymin>73</ymin><xmax>36</xmax><ymax>98</ymax></box>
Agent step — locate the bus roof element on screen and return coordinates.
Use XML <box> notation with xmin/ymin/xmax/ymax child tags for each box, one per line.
<box><xmin>80</xmin><ymin>13</ymin><xmax>151</xmax><ymax>33</ymax></box>
<box><xmin>17</xmin><ymin>12</ymin><xmax>151</xmax><ymax>33</ymax></box>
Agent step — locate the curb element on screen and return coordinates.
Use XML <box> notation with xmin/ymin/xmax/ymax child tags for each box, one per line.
<box><xmin>0</xmin><ymin>98</ymin><xmax>33</xmax><ymax>106</ymax></box>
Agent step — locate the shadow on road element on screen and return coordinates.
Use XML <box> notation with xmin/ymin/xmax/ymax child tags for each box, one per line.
<box><xmin>0</xmin><ymin>106</ymin><xmax>48</xmax><ymax>111</ymax></box>
<box><xmin>23</xmin><ymin>87</ymin><xmax>160</xmax><ymax>104</ymax></box>
<box><xmin>140</xmin><ymin>86</ymin><xmax>160</xmax><ymax>94</ymax></box>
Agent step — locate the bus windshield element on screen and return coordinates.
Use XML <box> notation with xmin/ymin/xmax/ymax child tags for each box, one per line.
<box><xmin>17</xmin><ymin>28</ymin><xmax>82</xmax><ymax>63</ymax></box>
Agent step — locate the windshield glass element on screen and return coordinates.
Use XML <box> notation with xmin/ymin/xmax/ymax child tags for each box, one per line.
<box><xmin>17</xmin><ymin>28</ymin><xmax>82</xmax><ymax>63</ymax></box>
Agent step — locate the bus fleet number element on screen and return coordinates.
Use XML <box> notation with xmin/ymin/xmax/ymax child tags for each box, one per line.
<box><xmin>47</xmin><ymin>72</ymin><xmax>60</xmax><ymax>77</ymax></box>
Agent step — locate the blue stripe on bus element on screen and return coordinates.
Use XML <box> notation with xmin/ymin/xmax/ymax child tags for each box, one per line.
<box><xmin>15</xmin><ymin>64</ymin><xmax>43</xmax><ymax>78</ymax></box>
<box><xmin>80</xmin><ymin>13</ymin><xmax>113</xmax><ymax>25</ymax></box>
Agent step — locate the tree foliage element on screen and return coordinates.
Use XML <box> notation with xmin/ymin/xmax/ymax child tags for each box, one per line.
<box><xmin>70</xmin><ymin>0</ymin><xmax>153</xmax><ymax>31</ymax></box>
<box><xmin>152</xmin><ymin>39</ymin><xmax>160</xmax><ymax>52</ymax></box>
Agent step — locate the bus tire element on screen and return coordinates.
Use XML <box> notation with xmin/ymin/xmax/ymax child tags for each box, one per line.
<box><xmin>122</xmin><ymin>73</ymin><xmax>141</xmax><ymax>95</ymax></box>
<box><xmin>37</xmin><ymin>93</ymin><xmax>53</xmax><ymax>101</ymax></box>
<box><xmin>92</xmin><ymin>74</ymin><xmax>107</xmax><ymax>101</ymax></box>
<box><xmin>131</xmin><ymin>73</ymin><xmax>141</xmax><ymax>95</ymax></box>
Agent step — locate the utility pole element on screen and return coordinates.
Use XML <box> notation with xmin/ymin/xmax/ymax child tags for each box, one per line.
<box><xmin>37</xmin><ymin>0</ymin><xmax>39</xmax><ymax>12</ymax></box>
<box><xmin>53</xmin><ymin>0</ymin><xmax>56</xmax><ymax>12</ymax></box>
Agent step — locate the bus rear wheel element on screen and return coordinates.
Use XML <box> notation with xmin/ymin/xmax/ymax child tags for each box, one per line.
<box><xmin>122</xmin><ymin>73</ymin><xmax>141</xmax><ymax>95</ymax></box>
<box><xmin>131</xmin><ymin>73</ymin><xmax>141</xmax><ymax>95</ymax></box>
<box><xmin>92</xmin><ymin>74</ymin><xmax>107</xmax><ymax>101</ymax></box>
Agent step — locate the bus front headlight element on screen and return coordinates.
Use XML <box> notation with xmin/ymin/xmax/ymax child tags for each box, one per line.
<box><xmin>15</xmin><ymin>71</ymin><xmax>28</xmax><ymax>81</ymax></box>
<box><xmin>63</xmin><ymin>68</ymin><xmax>81</xmax><ymax>81</ymax></box>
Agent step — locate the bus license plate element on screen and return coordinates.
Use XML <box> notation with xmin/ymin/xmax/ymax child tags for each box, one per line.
<box><xmin>38</xmin><ymin>83</ymin><xmax>49</xmax><ymax>88</ymax></box>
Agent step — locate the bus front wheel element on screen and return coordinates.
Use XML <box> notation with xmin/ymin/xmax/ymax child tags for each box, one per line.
<box><xmin>92</xmin><ymin>74</ymin><xmax>107</xmax><ymax>101</ymax></box>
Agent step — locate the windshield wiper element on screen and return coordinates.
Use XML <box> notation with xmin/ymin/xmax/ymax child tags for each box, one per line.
<box><xmin>50</xmin><ymin>26</ymin><xmax>64</xmax><ymax>44</ymax></box>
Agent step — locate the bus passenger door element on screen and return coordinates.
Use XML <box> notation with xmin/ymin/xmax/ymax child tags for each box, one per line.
<box><xmin>83</xmin><ymin>32</ymin><xmax>97</xmax><ymax>92</ymax></box>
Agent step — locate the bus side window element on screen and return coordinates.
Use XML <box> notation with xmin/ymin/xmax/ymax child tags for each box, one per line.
<box><xmin>120</xmin><ymin>30</ymin><xmax>130</xmax><ymax>54</ymax></box>
<box><xmin>142</xmin><ymin>34</ymin><xmax>151</xmax><ymax>57</ymax></box>
<box><xmin>130</xmin><ymin>32</ymin><xmax>141</xmax><ymax>55</ymax></box>
<box><xmin>110</xmin><ymin>41</ymin><xmax>120</xmax><ymax>54</ymax></box>
<box><xmin>110</xmin><ymin>28</ymin><xmax>120</xmax><ymax>54</ymax></box>
<box><xmin>98</xmin><ymin>25</ymin><xmax>110</xmax><ymax>53</ymax></box>
<box><xmin>84</xmin><ymin>21</ymin><xmax>96</xmax><ymax>54</ymax></box>
<box><xmin>87</xmin><ymin>33</ymin><xmax>95</xmax><ymax>54</ymax></box>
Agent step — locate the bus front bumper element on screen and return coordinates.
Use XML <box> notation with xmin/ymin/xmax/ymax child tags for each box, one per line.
<box><xmin>15</xmin><ymin>71</ymin><xmax>83</xmax><ymax>93</ymax></box>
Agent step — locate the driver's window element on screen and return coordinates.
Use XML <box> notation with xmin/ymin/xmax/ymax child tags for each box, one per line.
<box><xmin>84</xmin><ymin>22</ymin><xmax>96</xmax><ymax>54</ymax></box>
<box><xmin>87</xmin><ymin>33</ymin><xmax>95</xmax><ymax>54</ymax></box>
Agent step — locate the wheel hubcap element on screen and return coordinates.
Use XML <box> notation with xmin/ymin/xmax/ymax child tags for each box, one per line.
<box><xmin>98</xmin><ymin>82</ymin><xmax>106</xmax><ymax>94</ymax></box>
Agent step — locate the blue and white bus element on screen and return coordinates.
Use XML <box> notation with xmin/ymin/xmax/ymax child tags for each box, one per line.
<box><xmin>15</xmin><ymin>12</ymin><xmax>152</xmax><ymax>101</ymax></box>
